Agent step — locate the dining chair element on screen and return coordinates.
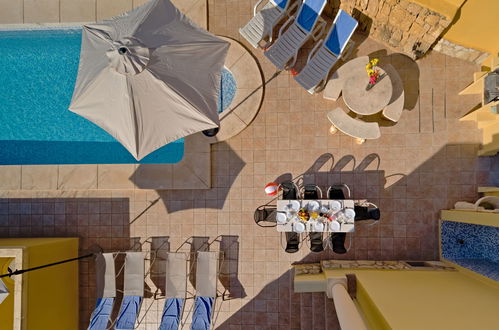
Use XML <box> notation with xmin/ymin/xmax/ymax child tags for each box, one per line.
<box><xmin>254</xmin><ymin>205</ymin><xmax>278</xmax><ymax>227</ymax></box>
<box><xmin>354</xmin><ymin>202</ymin><xmax>381</xmax><ymax>221</ymax></box>
<box><xmin>280</xmin><ymin>181</ymin><xmax>300</xmax><ymax>200</ymax></box>
<box><xmin>302</xmin><ymin>184</ymin><xmax>323</xmax><ymax>200</ymax></box>
<box><xmin>327</xmin><ymin>183</ymin><xmax>351</xmax><ymax>200</ymax></box>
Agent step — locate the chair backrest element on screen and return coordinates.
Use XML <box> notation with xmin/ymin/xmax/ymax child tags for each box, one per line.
<box><xmin>285</xmin><ymin>232</ymin><xmax>300</xmax><ymax>253</ymax></box>
<box><xmin>95</xmin><ymin>253</ymin><xmax>116</xmax><ymax>298</ymax></box>
<box><xmin>195</xmin><ymin>251</ymin><xmax>218</xmax><ymax>298</ymax></box>
<box><xmin>304</xmin><ymin>184</ymin><xmax>320</xmax><ymax>200</ymax></box>
<box><xmin>165</xmin><ymin>253</ymin><xmax>187</xmax><ymax>299</ymax></box>
<box><xmin>324</xmin><ymin>9</ymin><xmax>358</xmax><ymax>56</ymax></box>
<box><xmin>123</xmin><ymin>252</ymin><xmax>145</xmax><ymax>297</ymax></box>
<box><xmin>271</xmin><ymin>0</ymin><xmax>289</xmax><ymax>11</ymax></box>
<box><xmin>328</xmin><ymin>185</ymin><xmax>346</xmax><ymax>200</ymax></box>
<box><xmin>296</xmin><ymin>0</ymin><xmax>327</xmax><ymax>33</ymax></box>
<box><xmin>309</xmin><ymin>232</ymin><xmax>324</xmax><ymax>252</ymax></box>
<box><xmin>281</xmin><ymin>181</ymin><xmax>298</xmax><ymax>200</ymax></box>
<box><xmin>330</xmin><ymin>233</ymin><xmax>347</xmax><ymax>254</ymax></box>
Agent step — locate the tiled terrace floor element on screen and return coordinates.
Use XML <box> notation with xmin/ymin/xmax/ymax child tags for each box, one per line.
<box><xmin>1</xmin><ymin>1</ymin><xmax>499</xmax><ymax>329</ymax></box>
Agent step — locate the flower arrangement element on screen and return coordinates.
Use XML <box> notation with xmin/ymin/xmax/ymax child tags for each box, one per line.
<box><xmin>365</xmin><ymin>58</ymin><xmax>380</xmax><ymax>90</ymax></box>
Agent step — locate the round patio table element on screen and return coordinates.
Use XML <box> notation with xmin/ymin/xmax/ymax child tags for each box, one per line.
<box><xmin>342</xmin><ymin>68</ymin><xmax>393</xmax><ymax>116</ymax></box>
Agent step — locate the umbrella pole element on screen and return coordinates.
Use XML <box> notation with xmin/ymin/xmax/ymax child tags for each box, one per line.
<box><xmin>0</xmin><ymin>253</ymin><xmax>94</xmax><ymax>278</ymax></box>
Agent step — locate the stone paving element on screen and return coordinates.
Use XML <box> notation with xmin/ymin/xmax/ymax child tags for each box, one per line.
<box><xmin>1</xmin><ymin>0</ymin><xmax>499</xmax><ymax>329</ymax></box>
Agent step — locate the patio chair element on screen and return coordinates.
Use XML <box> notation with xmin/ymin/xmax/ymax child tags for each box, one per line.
<box><xmin>191</xmin><ymin>251</ymin><xmax>220</xmax><ymax>330</ymax></box>
<box><xmin>115</xmin><ymin>252</ymin><xmax>146</xmax><ymax>330</ymax></box>
<box><xmin>354</xmin><ymin>202</ymin><xmax>381</xmax><ymax>221</ymax></box>
<box><xmin>280</xmin><ymin>181</ymin><xmax>299</xmax><ymax>200</ymax></box>
<box><xmin>264</xmin><ymin>0</ymin><xmax>327</xmax><ymax>70</ymax></box>
<box><xmin>285</xmin><ymin>231</ymin><xmax>300</xmax><ymax>253</ymax></box>
<box><xmin>309</xmin><ymin>231</ymin><xmax>324</xmax><ymax>252</ymax></box>
<box><xmin>159</xmin><ymin>252</ymin><xmax>188</xmax><ymax>330</ymax></box>
<box><xmin>293</xmin><ymin>9</ymin><xmax>358</xmax><ymax>93</ymax></box>
<box><xmin>327</xmin><ymin>183</ymin><xmax>351</xmax><ymax>200</ymax></box>
<box><xmin>330</xmin><ymin>233</ymin><xmax>347</xmax><ymax>254</ymax></box>
<box><xmin>88</xmin><ymin>253</ymin><xmax>116</xmax><ymax>330</ymax></box>
<box><xmin>239</xmin><ymin>0</ymin><xmax>299</xmax><ymax>49</ymax></box>
<box><xmin>302</xmin><ymin>184</ymin><xmax>323</xmax><ymax>200</ymax></box>
<box><xmin>254</xmin><ymin>205</ymin><xmax>278</xmax><ymax>227</ymax></box>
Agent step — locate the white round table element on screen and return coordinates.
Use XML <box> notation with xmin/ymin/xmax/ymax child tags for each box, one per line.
<box><xmin>342</xmin><ymin>68</ymin><xmax>393</xmax><ymax>116</ymax></box>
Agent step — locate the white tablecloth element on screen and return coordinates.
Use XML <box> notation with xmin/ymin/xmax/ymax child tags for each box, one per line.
<box><xmin>276</xmin><ymin>199</ymin><xmax>355</xmax><ymax>233</ymax></box>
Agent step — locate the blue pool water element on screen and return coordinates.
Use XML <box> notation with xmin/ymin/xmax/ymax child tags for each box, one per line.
<box><xmin>441</xmin><ymin>221</ymin><xmax>499</xmax><ymax>281</ymax></box>
<box><xmin>0</xmin><ymin>29</ymin><xmax>235</xmax><ymax>165</ymax></box>
<box><xmin>218</xmin><ymin>68</ymin><xmax>237</xmax><ymax>113</ymax></box>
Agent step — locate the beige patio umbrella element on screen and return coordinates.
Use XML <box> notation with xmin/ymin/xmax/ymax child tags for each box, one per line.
<box><xmin>69</xmin><ymin>0</ymin><xmax>229</xmax><ymax>160</ymax></box>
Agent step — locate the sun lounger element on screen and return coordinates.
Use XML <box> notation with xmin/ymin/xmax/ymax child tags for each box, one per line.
<box><xmin>264</xmin><ymin>0</ymin><xmax>327</xmax><ymax>70</ymax></box>
<box><xmin>327</xmin><ymin>108</ymin><xmax>380</xmax><ymax>144</ymax></box>
<box><xmin>88</xmin><ymin>253</ymin><xmax>116</xmax><ymax>330</ymax></box>
<box><xmin>239</xmin><ymin>0</ymin><xmax>298</xmax><ymax>48</ymax></box>
<box><xmin>191</xmin><ymin>251</ymin><xmax>219</xmax><ymax>330</ymax></box>
<box><xmin>159</xmin><ymin>253</ymin><xmax>188</xmax><ymax>330</ymax></box>
<box><xmin>294</xmin><ymin>9</ymin><xmax>358</xmax><ymax>93</ymax></box>
<box><xmin>115</xmin><ymin>252</ymin><xmax>145</xmax><ymax>330</ymax></box>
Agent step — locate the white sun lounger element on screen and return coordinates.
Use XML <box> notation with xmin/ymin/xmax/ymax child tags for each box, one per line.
<box><xmin>239</xmin><ymin>0</ymin><xmax>298</xmax><ymax>49</ymax></box>
<box><xmin>264</xmin><ymin>0</ymin><xmax>327</xmax><ymax>70</ymax></box>
<box><xmin>294</xmin><ymin>9</ymin><xmax>358</xmax><ymax>93</ymax></box>
<box><xmin>88</xmin><ymin>253</ymin><xmax>116</xmax><ymax>330</ymax></box>
<box><xmin>159</xmin><ymin>252</ymin><xmax>188</xmax><ymax>330</ymax></box>
<box><xmin>191</xmin><ymin>251</ymin><xmax>220</xmax><ymax>330</ymax></box>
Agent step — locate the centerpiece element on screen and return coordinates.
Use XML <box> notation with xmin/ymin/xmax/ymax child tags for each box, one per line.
<box><xmin>365</xmin><ymin>58</ymin><xmax>384</xmax><ymax>91</ymax></box>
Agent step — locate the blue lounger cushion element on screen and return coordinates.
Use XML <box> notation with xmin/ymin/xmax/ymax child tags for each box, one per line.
<box><xmin>115</xmin><ymin>295</ymin><xmax>142</xmax><ymax>330</ymax></box>
<box><xmin>88</xmin><ymin>297</ymin><xmax>114</xmax><ymax>330</ymax></box>
<box><xmin>296</xmin><ymin>0</ymin><xmax>326</xmax><ymax>33</ymax></box>
<box><xmin>272</xmin><ymin>0</ymin><xmax>288</xmax><ymax>10</ymax></box>
<box><xmin>191</xmin><ymin>297</ymin><xmax>215</xmax><ymax>330</ymax></box>
<box><xmin>159</xmin><ymin>298</ymin><xmax>184</xmax><ymax>330</ymax></box>
<box><xmin>325</xmin><ymin>10</ymin><xmax>359</xmax><ymax>56</ymax></box>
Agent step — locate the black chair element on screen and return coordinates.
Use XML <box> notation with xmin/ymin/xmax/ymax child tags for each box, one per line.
<box><xmin>327</xmin><ymin>183</ymin><xmax>351</xmax><ymax>200</ymax></box>
<box><xmin>254</xmin><ymin>205</ymin><xmax>278</xmax><ymax>227</ymax></box>
<box><xmin>285</xmin><ymin>232</ymin><xmax>300</xmax><ymax>253</ymax></box>
<box><xmin>354</xmin><ymin>203</ymin><xmax>381</xmax><ymax>221</ymax></box>
<box><xmin>303</xmin><ymin>184</ymin><xmax>322</xmax><ymax>200</ymax></box>
<box><xmin>330</xmin><ymin>233</ymin><xmax>347</xmax><ymax>254</ymax></box>
<box><xmin>280</xmin><ymin>181</ymin><xmax>299</xmax><ymax>200</ymax></box>
<box><xmin>309</xmin><ymin>232</ymin><xmax>324</xmax><ymax>252</ymax></box>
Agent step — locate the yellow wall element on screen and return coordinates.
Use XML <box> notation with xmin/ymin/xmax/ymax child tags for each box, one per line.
<box><xmin>326</xmin><ymin>268</ymin><xmax>499</xmax><ymax>330</ymax></box>
<box><xmin>0</xmin><ymin>238</ymin><xmax>79</xmax><ymax>330</ymax></box>
<box><xmin>443</xmin><ymin>0</ymin><xmax>499</xmax><ymax>54</ymax></box>
<box><xmin>0</xmin><ymin>258</ymin><xmax>15</xmax><ymax>330</ymax></box>
<box><xmin>411</xmin><ymin>0</ymin><xmax>465</xmax><ymax>19</ymax></box>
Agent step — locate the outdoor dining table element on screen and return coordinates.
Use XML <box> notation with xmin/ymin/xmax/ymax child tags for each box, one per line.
<box><xmin>276</xmin><ymin>199</ymin><xmax>355</xmax><ymax>233</ymax></box>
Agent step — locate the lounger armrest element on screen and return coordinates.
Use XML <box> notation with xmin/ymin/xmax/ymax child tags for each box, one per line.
<box><xmin>307</xmin><ymin>39</ymin><xmax>324</xmax><ymax>65</ymax></box>
<box><xmin>311</xmin><ymin>19</ymin><xmax>327</xmax><ymax>41</ymax></box>
<box><xmin>253</xmin><ymin>0</ymin><xmax>266</xmax><ymax>16</ymax></box>
<box><xmin>341</xmin><ymin>40</ymin><xmax>356</xmax><ymax>60</ymax></box>
<box><xmin>278</xmin><ymin>16</ymin><xmax>295</xmax><ymax>38</ymax></box>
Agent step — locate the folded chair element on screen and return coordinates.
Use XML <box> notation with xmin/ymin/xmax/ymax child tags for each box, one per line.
<box><xmin>159</xmin><ymin>253</ymin><xmax>188</xmax><ymax>330</ymax></box>
<box><xmin>115</xmin><ymin>252</ymin><xmax>146</xmax><ymax>330</ymax></box>
<box><xmin>191</xmin><ymin>251</ymin><xmax>220</xmax><ymax>330</ymax></box>
<box><xmin>264</xmin><ymin>0</ymin><xmax>327</xmax><ymax>70</ymax></box>
<box><xmin>239</xmin><ymin>0</ymin><xmax>298</xmax><ymax>48</ymax></box>
<box><xmin>88</xmin><ymin>253</ymin><xmax>116</xmax><ymax>330</ymax></box>
<box><xmin>293</xmin><ymin>9</ymin><xmax>358</xmax><ymax>93</ymax></box>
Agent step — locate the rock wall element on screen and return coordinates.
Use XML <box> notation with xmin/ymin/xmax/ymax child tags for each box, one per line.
<box><xmin>434</xmin><ymin>38</ymin><xmax>490</xmax><ymax>64</ymax></box>
<box><xmin>324</xmin><ymin>0</ymin><xmax>452</xmax><ymax>60</ymax></box>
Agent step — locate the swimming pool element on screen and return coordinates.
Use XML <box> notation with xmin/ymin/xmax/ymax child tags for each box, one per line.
<box><xmin>0</xmin><ymin>28</ymin><xmax>234</xmax><ymax>165</ymax></box>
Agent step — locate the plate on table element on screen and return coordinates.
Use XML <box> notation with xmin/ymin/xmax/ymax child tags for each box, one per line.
<box><xmin>329</xmin><ymin>220</ymin><xmax>340</xmax><ymax>232</ymax></box>
<box><xmin>276</xmin><ymin>212</ymin><xmax>287</xmax><ymax>224</ymax></box>
<box><xmin>306</xmin><ymin>201</ymin><xmax>320</xmax><ymax>212</ymax></box>
<box><xmin>313</xmin><ymin>222</ymin><xmax>325</xmax><ymax>232</ymax></box>
<box><xmin>344</xmin><ymin>208</ymin><xmax>356</xmax><ymax>222</ymax></box>
<box><xmin>294</xmin><ymin>222</ymin><xmax>305</xmax><ymax>233</ymax></box>
<box><xmin>284</xmin><ymin>200</ymin><xmax>301</xmax><ymax>212</ymax></box>
<box><xmin>329</xmin><ymin>200</ymin><xmax>341</xmax><ymax>211</ymax></box>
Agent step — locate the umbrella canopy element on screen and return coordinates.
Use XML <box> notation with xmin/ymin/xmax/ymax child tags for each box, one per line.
<box><xmin>69</xmin><ymin>0</ymin><xmax>229</xmax><ymax>160</ymax></box>
<box><xmin>0</xmin><ymin>278</ymin><xmax>8</xmax><ymax>304</ymax></box>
